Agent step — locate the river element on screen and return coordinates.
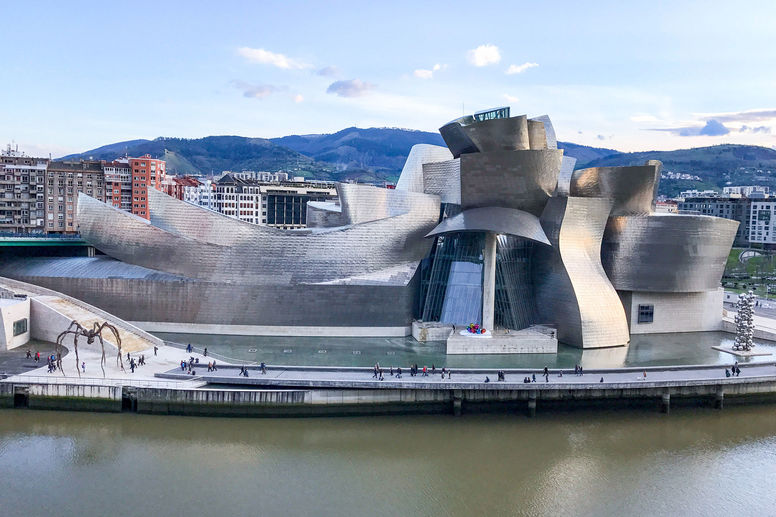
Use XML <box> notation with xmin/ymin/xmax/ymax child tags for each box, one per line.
<box><xmin>2</xmin><ymin>407</ymin><xmax>776</xmax><ymax>517</ymax></box>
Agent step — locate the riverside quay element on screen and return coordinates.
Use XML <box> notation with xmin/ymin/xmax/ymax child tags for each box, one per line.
<box><xmin>0</xmin><ymin>107</ymin><xmax>737</xmax><ymax>348</ymax></box>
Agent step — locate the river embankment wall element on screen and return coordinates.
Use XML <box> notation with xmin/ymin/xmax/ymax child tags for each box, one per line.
<box><xmin>5</xmin><ymin>371</ymin><xmax>776</xmax><ymax>416</ymax></box>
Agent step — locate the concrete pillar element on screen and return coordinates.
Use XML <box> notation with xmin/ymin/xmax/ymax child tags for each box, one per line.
<box><xmin>660</xmin><ymin>392</ymin><xmax>671</xmax><ymax>414</ymax></box>
<box><xmin>715</xmin><ymin>388</ymin><xmax>724</xmax><ymax>410</ymax></box>
<box><xmin>482</xmin><ymin>232</ymin><xmax>497</xmax><ymax>332</ymax></box>
<box><xmin>452</xmin><ymin>390</ymin><xmax>462</xmax><ymax>417</ymax></box>
<box><xmin>527</xmin><ymin>391</ymin><xmax>537</xmax><ymax>418</ymax></box>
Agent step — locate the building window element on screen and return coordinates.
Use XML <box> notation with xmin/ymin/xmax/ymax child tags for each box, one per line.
<box><xmin>638</xmin><ymin>304</ymin><xmax>654</xmax><ymax>324</ymax></box>
<box><xmin>13</xmin><ymin>318</ymin><xmax>28</xmax><ymax>336</ymax></box>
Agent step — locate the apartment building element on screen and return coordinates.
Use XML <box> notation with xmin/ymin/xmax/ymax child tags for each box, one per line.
<box><xmin>183</xmin><ymin>179</ymin><xmax>215</xmax><ymax>210</ymax></box>
<box><xmin>45</xmin><ymin>160</ymin><xmax>105</xmax><ymax>234</ymax></box>
<box><xmin>214</xmin><ymin>174</ymin><xmax>337</xmax><ymax>228</ymax></box>
<box><xmin>0</xmin><ymin>146</ymin><xmax>47</xmax><ymax>233</ymax></box>
<box><xmin>161</xmin><ymin>175</ymin><xmax>200</xmax><ymax>201</ymax></box>
<box><xmin>103</xmin><ymin>159</ymin><xmax>132</xmax><ymax>211</ymax></box>
<box><xmin>129</xmin><ymin>154</ymin><xmax>165</xmax><ymax>219</ymax></box>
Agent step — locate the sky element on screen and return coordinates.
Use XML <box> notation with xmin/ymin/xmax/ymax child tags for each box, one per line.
<box><xmin>2</xmin><ymin>0</ymin><xmax>776</xmax><ymax>157</ymax></box>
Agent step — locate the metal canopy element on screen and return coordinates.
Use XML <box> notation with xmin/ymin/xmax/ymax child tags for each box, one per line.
<box><xmin>425</xmin><ymin>206</ymin><xmax>551</xmax><ymax>246</ymax></box>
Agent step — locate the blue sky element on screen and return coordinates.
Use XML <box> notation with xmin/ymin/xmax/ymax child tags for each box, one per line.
<box><xmin>2</xmin><ymin>0</ymin><xmax>775</xmax><ymax>156</ymax></box>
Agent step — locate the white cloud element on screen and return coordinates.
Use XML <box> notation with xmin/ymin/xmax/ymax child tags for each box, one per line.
<box><xmin>237</xmin><ymin>47</ymin><xmax>311</xmax><ymax>70</ymax></box>
<box><xmin>413</xmin><ymin>63</ymin><xmax>446</xmax><ymax>79</ymax></box>
<box><xmin>505</xmin><ymin>62</ymin><xmax>539</xmax><ymax>75</ymax></box>
<box><xmin>466</xmin><ymin>45</ymin><xmax>501</xmax><ymax>67</ymax></box>
<box><xmin>503</xmin><ymin>94</ymin><xmax>519</xmax><ymax>103</ymax></box>
<box><xmin>326</xmin><ymin>79</ymin><xmax>376</xmax><ymax>98</ymax></box>
<box><xmin>293</xmin><ymin>94</ymin><xmax>304</xmax><ymax>103</ymax></box>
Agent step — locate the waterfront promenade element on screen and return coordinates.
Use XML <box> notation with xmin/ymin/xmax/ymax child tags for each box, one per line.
<box><xmin>159</xmin><ymin>361</ymin><xmax>776</xmax><ymax>390</ymax></box>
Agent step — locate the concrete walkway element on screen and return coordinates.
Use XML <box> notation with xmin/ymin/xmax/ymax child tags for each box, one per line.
<box><xmin>158</xmin><ymin>361</ymin><xmax>776</xmax><ymax>390</ymax></box>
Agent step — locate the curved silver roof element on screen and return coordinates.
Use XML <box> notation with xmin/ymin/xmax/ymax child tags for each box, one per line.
<box><xmin>425</xmin><ymin>206</ymin><xmax>550</xmax><ymax>245</ymax></box>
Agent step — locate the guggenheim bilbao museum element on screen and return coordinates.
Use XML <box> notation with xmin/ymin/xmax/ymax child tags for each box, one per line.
<box><xmin>0</xmin><ymin>108</ymin><xmax>738</xmax><ymax>349</ymax></box>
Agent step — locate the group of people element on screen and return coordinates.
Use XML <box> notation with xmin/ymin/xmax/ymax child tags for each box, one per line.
<box><xmin>180</xmin><ymin>356</ymin><xmax>199</xmax><ymax>375</ymax></box>
<box><xmin>206</xmin><ymin>360</ymin><xmax>218</xmax><ymax>372</ymax></box>
<box><xmin>573</xmin><ymin>364</ymin><xmax>584</xmax><ymax>376</ymax></box>
<box><xmin>127</xmin><ymin>352</ymin><xmax>146</xmax><ymax>373</ymax></box>
<box><xmin>45</xmin><ymin>352</ymin><xmax>62</xmax><ymax>373</ymax></box>
<box><xmin>371</xmin><ymin>363</ymin><xmax>454</xmax><ymax>380</ymax></box>
<box><xmin>726</xmin><ymin>362</ymin><xmax>742</xmax><ymax>377</ymax></box>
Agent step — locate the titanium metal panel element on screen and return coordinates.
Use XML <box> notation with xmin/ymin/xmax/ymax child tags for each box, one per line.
<box><xmin>0</xmin><ymin>257</ymin><xmax>418</xmax><ymax>328</ymax></box>
<box><xmin>395</xmin><ymin>144</ymin><xmax>453</xmax><ymax>193</ymax></box>
<box><xmin>422</xmin><ymin>159</ymin><xmax>461</xmax><ymax>204</ymax></box>
<box><xmin>306</xmin><ymin>201</ymin><xmax>344</xmax><ymax>228</ymax></box>
<box><xmin>601</xmin><ymin>213</ymin><xmax>738</xmax><ymax>292</ymax></box>
<box><xmin>529</xmin><ymin>115</ymin><xmax>557</xmax><ymax>149</ymax></box>
<box><xmin>439</xmin><ymin>116</ymin><xmax>478</xmax><ymax>158</ymax></box>
<box><xmin>459</xmin><ymin>149</ymin><xmax>563</xmax><ymax>216</ymax></box>
<box><xmin>570</xmin><ymin>161</ymin><xmax>662</xmax><ymax>215</ymax></box>
<box><xmin>532</xmin><ymin>196</ymin><xmax>630</xmax><ymax>348</ymax></box>
<box><xmin>460</xmin><ymin>115</ymin><xmax>530</xmax><ymax>153</ymax></box>
<box><xmin>555</xmin><ymin>156</ymin><xmax>578</xmax><ymax>197</ymax></box>
<box><xmin>425</xmin><ymin>206</ymin><xmax>550</xmax><ymax>246</ymax></box>
<box><xmin>78</xmin><ymin>187</ymin><xmax>440</xmax><ymax>286</ymax></box>
<box><xmin>527</xmin><ymin>120</ymin><xmax>547</xmax><ymax>150</ymax></box>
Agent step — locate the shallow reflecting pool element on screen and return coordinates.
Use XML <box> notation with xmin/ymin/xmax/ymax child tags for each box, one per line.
<box><xmin>152</xmin><ymin>331</ymin><xmax>776</xmax><ymax>369</ymax></box>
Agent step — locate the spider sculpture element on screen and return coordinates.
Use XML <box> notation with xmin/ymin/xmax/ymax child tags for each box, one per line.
<box><xmin>55</xmin><ymin>320</ymin><xmax>124</xmax><ymax>377</ymax></box>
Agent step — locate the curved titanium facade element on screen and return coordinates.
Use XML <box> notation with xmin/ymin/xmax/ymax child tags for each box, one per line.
<box><xmin>601</xmin><ymin>214</ymin><xmax>739</xmax><ymax>292</ymax></box>
<box><xmin>79</xmin><ymin>186</ymin><xmax>440</xmax><ymax>285</ymax></box>
<box><xmin>570</xmin><ymin>161</ymin><xmax>662</xmax><ymax>216</ymax></box>
<box><xmin>532</xmin><ymin>197</ymin><xmax>630</xmax><ymax>348</ymax></box>
<box><xmin>395</xmin><ymin>144</ymin><xmax>453</xmax><ymax>193</ymax></box>
<box><xmin>459</xmin><ymin>150</ymin><xmax>563</xmax><ymax>215</ymax></box>
<box><xmin>426</xmin><ymin>207</ymin><xmax>550</xmax><ymax>246</ymax></box>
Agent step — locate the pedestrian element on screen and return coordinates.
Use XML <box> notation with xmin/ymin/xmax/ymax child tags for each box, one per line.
<box><xmin>532</xmin><ymin>373</ymin><xmax>536</xmax><ymax>382</ymax></box>
<box><xmin>579</xmin><ymin>366</ymin><xmax>584</xmax><ymax>376</ymax></box>
<box><xmin>35</xmin><ymin>351</ymin><xmax>39</xmax><ymax>362</ymax></box>
<box><xmin>485</xmin><ymin>376</ymin><xmax>490</xmax><ymax>383</ymax></box>
<box><xmin>600</xmin><ymin>377</ymin><xmax>604</xmax><ymax>383</ymax></box>
<box><xmin>81</xmin><ymin>362</ymin><xmax>85</xmax><ymax>373</ymax></box>
<box><xmin>261</xmin><ymin>362</ymin><xmax>267</xmax><ymax>374</ymax></box>
<box><xmin>397</xmin><ymin>367</ymin><xmax>402</xmax><ymax>379</ymax></box>
<box><xmin>432</xmin><ymin>364</ymin><xmax>436</xmax><ymax>373</ymax></box>
<box><xmin>127</xmin><ymin>352</ymin><xmax>130</xmax><ymax>362</ymax></box>
<box><xmin>736</xmin><ymin>366</ymin><xmax>741</xmax><ymax>377</ymax></box>
<box><xmin>544</xmin><ymin>366</ymin><xmax>549</xmax><ymax>377</ymax></box>
<box><xmin>643</xmin><ymin>371</ymin><xmax>647</xmax><ymax>380</ymax></box>
<box><xmin>725</xmin><ymin>368</ymin><xmax>731</xmax><ymax>378</ymax></box>
<box><xmin>26</xmin><ymin>350</ymin><xmax>31</xmax><ymax>359</ymax></box>
<box><xmin>422</xmin><ymin>366</ymin><xmax>428</xmax><ymax>377</ymax></box>
<box><xmin>574</xmin><ymin>364</ymin><xmax>578</xmax><ymax>376</ymax></box>
<box><xmin>212</xmin><ymin>360</ymin><xmax>217</xmax><ymax>371</ymax></box>
<box><xmin>390</xmin><ymin>366</ymin><xmax>393</xmax><ymax>376</ymax></box>
<box><xmin>130</xmin><ymin>361</ymin><xmax>135</xmax><ymax>373</ymax></box>
<box><xmin>204</xmin><ymin>347</ymin><xmax>208</xmax><ymax>357</ymax></box>
<box><xmin>154</xmin><ymin>345</ymin><xmax>158</xmax><ymax>356</ymax></box>
<box><xmin>379</xmin><ymin>370</ymin><xmax>384</xmax><ymax>381</ymax></box>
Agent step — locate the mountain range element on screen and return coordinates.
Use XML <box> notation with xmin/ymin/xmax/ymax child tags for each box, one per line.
<box><xmin>62</xmin><ymin>128</ymin><xmax>776</xmax><ymax>196</ymax></box>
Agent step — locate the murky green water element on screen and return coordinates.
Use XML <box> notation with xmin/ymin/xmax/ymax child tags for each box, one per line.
<box><xmin>2</xmin><ymin>407</ymin><xmax>776</xmax><ymax>517</ymax></box>
<box><xmin>153</xmin><ymin>331</ymin><xmax>776</xmax><ymax>369</ymax></box>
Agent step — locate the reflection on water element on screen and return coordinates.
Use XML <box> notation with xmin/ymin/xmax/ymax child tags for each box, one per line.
<box><xmin>2</xmin><ymin>407</ymin><xmax>776</xmax><ymax>517</ymax></box>
<box><xmin>153</xmin><ymin>331</ymin><xmax>776</xmax><ymax>369</ymax></box>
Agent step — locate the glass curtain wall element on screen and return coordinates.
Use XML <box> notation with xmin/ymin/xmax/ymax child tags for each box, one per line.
<box><xmin>495</xmin><ymin>235</ymin><xmax>535</xmax><ymax>330</ymax></box>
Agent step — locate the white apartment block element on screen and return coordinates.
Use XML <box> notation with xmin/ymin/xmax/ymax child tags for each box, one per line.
<box><xmin>749</xmin><ymin>200</ymin><xmax>776</xmax><ymax>245</ymax></box>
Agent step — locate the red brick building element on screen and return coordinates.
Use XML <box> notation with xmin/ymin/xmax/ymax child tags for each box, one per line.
<box><xmin>129</xmin><ymin>154</ymin><xmax>165</xmax><ymax>219</ymax></box>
